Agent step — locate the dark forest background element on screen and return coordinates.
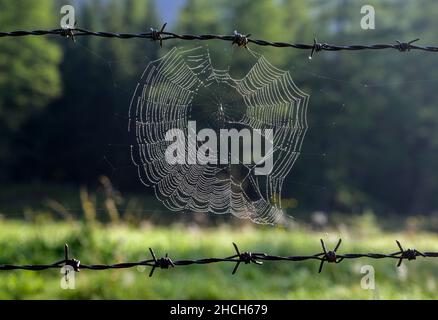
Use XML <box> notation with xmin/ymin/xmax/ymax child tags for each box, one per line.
<box><xmin>1</xmin><ymin>0</ymin><xmax>438</xmax><ymax>221</ymax></box>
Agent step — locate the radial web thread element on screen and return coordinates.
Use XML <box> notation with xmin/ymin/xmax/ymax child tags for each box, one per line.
<box><xmin>129</xmin><ymin>46</ymin><xmax>309</xmax><ymax>224</ymax></box>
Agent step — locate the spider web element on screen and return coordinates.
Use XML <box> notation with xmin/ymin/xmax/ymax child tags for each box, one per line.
<box><xmin>128</xmin><ymin>46</ymin><xmax>309</xmax><ymax>224</ymax></box>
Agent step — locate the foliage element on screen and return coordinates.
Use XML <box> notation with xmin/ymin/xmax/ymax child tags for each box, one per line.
<box><xmin>0</xmin><ymin>0</ymin><xmax>61</xmax><ymax>130</ymax></box>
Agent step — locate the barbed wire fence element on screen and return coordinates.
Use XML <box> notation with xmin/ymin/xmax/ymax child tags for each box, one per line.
<box><xmin>2</xmin><ymin>25</ymin><xmax>438</xmax><ymax>279</ymax></box>
<box><xmin>0</xmin><ymin>23</ymin><xmax>437</xmax><ymax>58</ymax></box>
<box><xmin>1</xmin><ymin>239</ymin><xmax>437</xmax><ymax>278</ymax></box>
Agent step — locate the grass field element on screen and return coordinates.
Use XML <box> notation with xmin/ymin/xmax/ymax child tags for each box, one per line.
<box><xmin>1</xmin><ymin>217</ymin><xmax>438</xmax><ymax>299</ymax></box>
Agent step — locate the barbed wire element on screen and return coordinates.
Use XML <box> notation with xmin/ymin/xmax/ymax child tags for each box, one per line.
<box><xmin>2</xmin><ymin>25</ymin><xmax>438</xmax><ymax>278</ymax></box>
<box><xmin>0</xmin><ymin>23</ymin><xmax>437</xmax><ymax>58</ymax></box>
<box><xmin>1</xmin><ymin>239</ymin><xmax>437</xmax><ymax>277</ymax></box>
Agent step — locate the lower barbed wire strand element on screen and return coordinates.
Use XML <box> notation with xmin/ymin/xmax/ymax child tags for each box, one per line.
<box><xmin>2</xmin><ymin>240</ymin><xmax>438</xmax><ymax>274</ymax></box>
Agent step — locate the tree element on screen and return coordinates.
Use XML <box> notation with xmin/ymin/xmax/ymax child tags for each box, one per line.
<box><xmin>0</xmin><ymin>0</ymin><xmax>62</xmax><ymax>180</ymax></box>
<box><xmin>0</xmin><ymin>0</ymin><xmax>62</xmax><ymax>130</ymax></box>
<box><xmin>178</xmin><ymin>0</ymin><xmax>225</xmax><ymax>35</ymax></box>
<box><xmin>11</xmin><ymin>0</ymin><xmax>161</xmax><ymax>184</ymax></box>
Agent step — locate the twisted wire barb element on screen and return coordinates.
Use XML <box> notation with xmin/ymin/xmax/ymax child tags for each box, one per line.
<box><xmin>1</xmin><ymin>25</ymin><xmax>438</xmax><ymax>57</ymax></box>
<box><xmin>1</xmin><ymin>239</ymin><xmax>437</xmax><ymax>277</ymax></box>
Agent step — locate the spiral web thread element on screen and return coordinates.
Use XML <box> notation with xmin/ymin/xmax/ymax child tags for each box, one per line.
<box><xmin>129</xmin><ymin>46</ymin><xmax>309</xmax><ymax>224</ymax></box>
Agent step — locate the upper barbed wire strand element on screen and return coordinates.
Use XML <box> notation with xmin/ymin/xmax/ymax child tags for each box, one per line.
<box><xmin>1</xmin><ymin>27</ymin><xmax>438</xmax><ymax>55</ymax></box>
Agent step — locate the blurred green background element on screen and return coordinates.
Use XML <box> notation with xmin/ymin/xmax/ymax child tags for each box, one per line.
<box><xmin>1</xmin><ymin>0</ymin><xmax>438</xmax><ymax>299</ymax></box>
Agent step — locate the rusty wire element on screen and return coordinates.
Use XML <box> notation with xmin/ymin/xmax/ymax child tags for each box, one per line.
<box><xmin>0</xmin><ymin>24</ymin><xmax>437</xmax><ymax>58</ymax></box>
<box><xmin>1</xmin><ymin>239</ymin><xmax>437</xmax><ymax>277</ymax></box>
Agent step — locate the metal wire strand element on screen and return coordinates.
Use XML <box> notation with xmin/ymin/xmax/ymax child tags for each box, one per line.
<box><xmin>1</xmin><ymin>25</ymin><xmax>438</xmax><ymax>56</ymax></box>
<box><xmin>0</xmin><ymin>240</ymin><xmax>436</xmax><ymax>276</ymax></box>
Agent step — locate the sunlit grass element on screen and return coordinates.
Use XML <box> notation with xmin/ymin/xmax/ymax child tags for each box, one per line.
<box><xmin>0</xmin><ymin>219</ymin><xmax>437</xmax><ymax>299</ymax></box>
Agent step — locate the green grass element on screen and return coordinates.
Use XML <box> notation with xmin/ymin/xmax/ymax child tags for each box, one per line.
<box><xmin>0</xmin><ymin>219</ymin><xmax>438</xmax><ymax>299</ymax></box>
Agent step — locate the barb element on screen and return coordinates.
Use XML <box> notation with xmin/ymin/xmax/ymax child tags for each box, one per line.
<box><xmin>1</xmin><ymin>26</ymin><xmax>438</xmax><ymax>55</ymax></box>
<box><xmin>150</xmin><ymin>23</ymin><xmax>167</xmax><ymax>48</ymax></box>
<box><xmin>1</xmin><ymin>239</ymin><xmax>437</xmax><ymax>276</ymax></box>
<box><xmin>148</xmin><ymin>247</ymin><xmax>175</xmax><ymax>277</ymax></box>
<box><xmin>318</xmin><ymin>239</ymin><xmax>343</xmax><ymax>273</ymax></box>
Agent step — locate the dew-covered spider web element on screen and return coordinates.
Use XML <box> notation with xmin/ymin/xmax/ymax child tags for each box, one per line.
<box><xmin>34</xmin><ymin>36</ymin><xmax>438</xmax><ymax>223</ymax></box>
<box><xmin>128</xmin><ymin>46</ymin><xmax>309</xmax><ymax>224</ymax></box>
